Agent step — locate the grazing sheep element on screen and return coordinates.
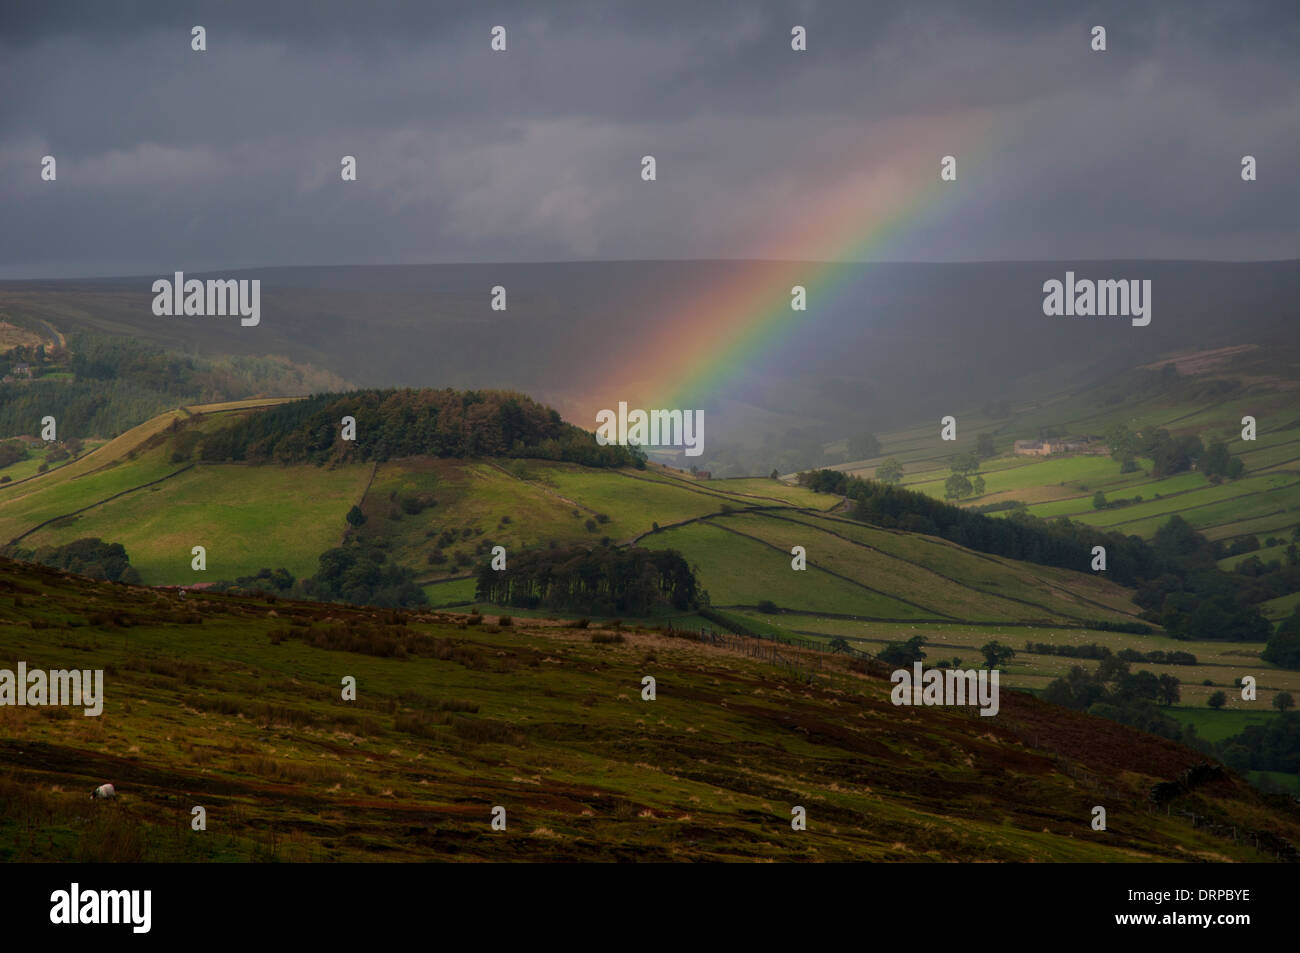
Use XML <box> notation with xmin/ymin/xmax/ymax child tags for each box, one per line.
<box><xmin>90</xmin><ymin>783</ymin><xmax>116</xmax><ymax>800</ymax></box>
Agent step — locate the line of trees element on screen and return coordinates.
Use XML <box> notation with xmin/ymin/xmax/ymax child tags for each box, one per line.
<box><xmin>875</xmin><ymin>634</ymin><xmax>1010</xmax><ymax>669</ymax></box>
<box><xmin>1043</xmin><ymin>650</ymin><xmax>1300</xmax><ymax>783</ymax></box>
<box><xmin>1104</xmin><ymin>421</ymin><xmax>1243</xmax><ymax>481</ymax></box>
<box><xmin>1044</xmin><ymin>656</ymin><xmax>1184</xmax><ymax>719</ymax></box>
<box><xmin>797</xmin><ymin>468</ymin><xmax>1160</xmax><ymax>586</ymax></box>
<box><xmin>302</xmin><ymin>545</ymin><xmax>428</xmax><ymax>608</ymax></box>
<box><xmin>475</xmin><ymin>544</ymin><xmax>698</xmax><ymax>615</ymax></box>
<box><xmin>211</xmin><ymin>547</ymin><xmax>427</xmax><ymax>608</ymax></box>
<box><xmin>1026</xmin><ymin>641</ymin><xmax>1197</xmax><ymax>665</ymax></box>
<box><xmin>796</xmin><ymin>469</ymin><xmax>1279</xmax><ymax>642</ymax></box>
<box><xmin>207</xmin><ymin>548</ymin><xmax>426</xmax><ymax>608</ymax></box>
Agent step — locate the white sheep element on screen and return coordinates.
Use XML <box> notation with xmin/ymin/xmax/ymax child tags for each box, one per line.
<box><xmin>90</xmin><ymin>783</ymin><xmax>116</xmax><ymax>800</ymax></box>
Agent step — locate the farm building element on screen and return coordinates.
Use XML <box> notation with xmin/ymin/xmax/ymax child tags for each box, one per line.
<box><xmin>2</xmin><ymin>362</ymin><xmax>33</xmax><ymax>383</ymax></box>
<box><xmin>1014</xmin><ymin>436</ymin><xmax>1103</xmax><ymax>457</ymax></box>
<box><xmin>1014</xmin><ymin>440</ymin><xmax>1049</xmax><ymax>456</ymax></box>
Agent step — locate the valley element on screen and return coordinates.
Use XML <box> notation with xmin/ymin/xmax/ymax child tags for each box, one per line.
<box><xmin>1</xmin><ymin>268</ymin><xmax>1298</xmax><ymax>862</ymax></box>
<box><xmin>3</xmin><ymin>389</ymin><xmax>1298</xmax><ymax>754</ymax></box>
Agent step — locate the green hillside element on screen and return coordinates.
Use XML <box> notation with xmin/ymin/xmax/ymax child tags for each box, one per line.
<box><xmin>833</xmin><ymin>347</ymin><xmax>1300</xmax><ymax>551</ymax></box>
<box><xmin>5</xmin><ymin>393</ymin><xmax>1299</xmax><ymax>768</ymax></box>
<box><xmin>0</xmin><ymin>398</ymin><xmax>1148</xmax><ymax>626</ymax></box>
<box><xmin>2</xmin><ymin>556</ymin><xmax>1297</xmax><ymax>862</ymax></box>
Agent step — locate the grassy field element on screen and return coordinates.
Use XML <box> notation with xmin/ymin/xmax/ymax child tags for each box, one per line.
<box><xmin>2</xmin><ymin>555</ymin><xmax>1296</xmax><ymax>862</ymax></box>
<box><xmin>645</xmin><ymin>520</ymin><xmax>934</xmax><ymax>619</ymax></box>
<box><xmin>0</xmin><ymin>449</ymin><xmax>186</xmax><ymax>544</ymax></box>
<box><xmin>356</xmin><ymin>458</ymin><xmax>585</xmax><ymax>579</ymax></box>
<box><xmin>0</xmin><ymin>401</ymin><xmax>293</xmax><ymax>541</ymax></box>
<box><xmin>773</xmin><ymin>511</ymin><xmax>1143</xmax><ymax>620</ymax></box>
<box><xmin>1086</xmin><ymin>475</ymin><xmax>1300</xmax><ymax>530</ymax></box>
<box><xmin>0</xmin><ymin>402</ymin><xmax>374</xmax><ymax>584</ymax></box>
<box><xmin>1204</xmin><ymin>512</ymin><xmax>1300</xmax><ymax>543</ymax></box>
<box><xmin>1261</xmin><ymin>591</ymin><xmax>1300</xmax><ymax>620</ymax></box>
<box><xmin>0</xmin><ymin>439</ymin><xmax>109</xmax><ymax>484</ymax></box>
<box><xmin>908</xmin><ymin>455</ymin><xmax>1125</xmax><ymax>501</ymax></box>
<box><xmin>354</xmin><ymin>459</ymin><xmax>842</xmax><ymax>586</ymax></box>
<box><xmin>734</xmin><ymin>613</ymin><xmax>1300</xmax><ymax>708</ymax></box>
<box><xmin>1249</xmin><ymin>771</ymin><xmax>1300</xmax><ymax>794</ymax></box>
<box><xmin>1163</xmin><ymin>709</ymin><xmax>1277</xmax><ymax>744</ymax></box>
<box><xmin>422</xmin><ymin>576</ymin><xmax>478</xmax><ymax>606</ymax></box>
<box><xmin>706</xmin><ymin>510</ymin><xmax>1131</xmax><ymax>624</ymax></box>
<box><xmin>20</xmin><ymin>463</ymin><xmax>374</xmax><ymax>584</ymax></box>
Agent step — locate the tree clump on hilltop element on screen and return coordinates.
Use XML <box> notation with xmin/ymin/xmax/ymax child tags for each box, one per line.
<box><xmin>196</xmin><ymin>389</ymin><xmax>645</xmax><ymax>468</ymax></box>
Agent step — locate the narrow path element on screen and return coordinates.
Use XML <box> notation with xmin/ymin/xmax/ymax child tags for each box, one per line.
<box><xmin>37</xmin><ymin>318</ymin><xmax>67</xmax><ymax>349</ymax></box>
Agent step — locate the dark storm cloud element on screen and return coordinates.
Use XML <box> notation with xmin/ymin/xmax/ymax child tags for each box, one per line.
<box><xmin>1</xmin><ymin>0</ymin><xmax>1297</xmax><ymax>277</ymax></box>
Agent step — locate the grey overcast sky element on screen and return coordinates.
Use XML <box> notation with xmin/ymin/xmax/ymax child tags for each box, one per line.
<box><xmin>1</xmin><ymin>0</ymin><xmax>1297</xmax><ymax>278</ymax></box>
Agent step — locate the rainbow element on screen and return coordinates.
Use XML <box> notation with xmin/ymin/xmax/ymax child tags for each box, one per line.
<box><xmin>582</xmin><ymin>112</ymin><xmax>1001</xmax><ymax>418</ymax></box>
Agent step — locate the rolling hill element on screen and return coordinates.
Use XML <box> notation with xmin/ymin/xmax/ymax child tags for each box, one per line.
<box><xmin>0</xmin><ymin>395</ymin><xmax>1144</xmax><ymax>629</ymax></box>
<box><xmin>2</xmin><ymin>555</ymin><xmax>1298</xmax><ymax>862</ymax></box>
<box><xmin>831</xmin><ymin>344</ymin><xmax>1300</xmax><ymax>561</ymax></box>
<box><xmin>5</xmin><ymin>392</ymin><xmax>1299</xmax><ymax>726</ymax></box>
